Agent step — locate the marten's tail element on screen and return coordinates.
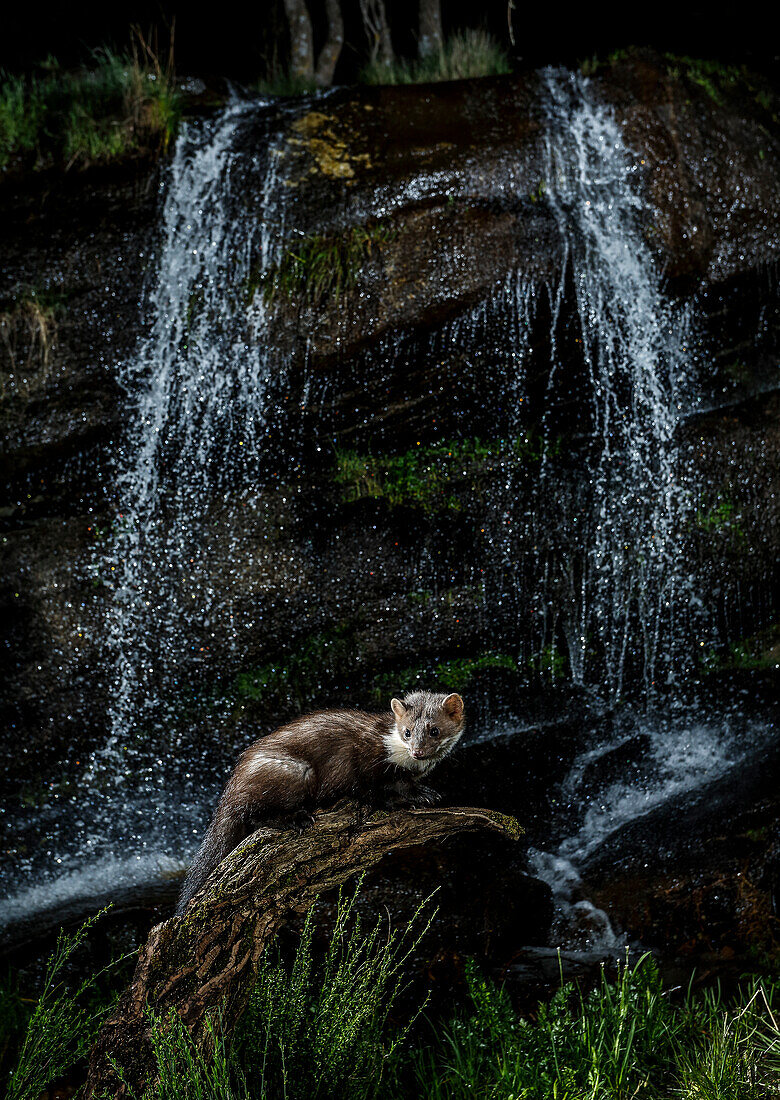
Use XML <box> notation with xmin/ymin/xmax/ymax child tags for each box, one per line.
<box><xmin>176</xmin><ymin>822</ymin><xmax>229</xmax><ymax>915</ymax></box>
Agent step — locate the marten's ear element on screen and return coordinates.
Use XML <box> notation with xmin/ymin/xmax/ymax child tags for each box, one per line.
<box><xmin>390</xmin><ymin>698</ymin><xmax>407</xmax><ymax>723</ymax></box>
<box><xmin>442</xmin><ymin>693</ymin><xmax>464</xmax><ymax>722</ymax></box>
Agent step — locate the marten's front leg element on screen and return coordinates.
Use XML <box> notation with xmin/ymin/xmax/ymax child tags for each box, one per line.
<box><xmin>383</xmin><ymin>776</ymin><xmax>441</xmax><ymax>808</ymax></box>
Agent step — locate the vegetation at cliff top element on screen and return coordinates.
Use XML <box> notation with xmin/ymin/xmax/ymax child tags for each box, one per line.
<box><xmin>361</xmin><ymin>29</ymin><xmax>510</xmax><ymax>86</ymax></box>
<box><xmin>252</xmin><ymin>224</ymin><xmax>396</xmax><ymax>308</ymax></box>
<box><xmin>580</xmin><ymin>48</ymin><xmax>777</xmax><ymax>119</ymax></box>
<box><xmin>334</xmin><ymin>434</ymin><xmax>560</xmax><ymax>512</ymax></box>
<box><xmin>4</xmin><ymin>904</ymin><xmax>780</xmax><ymax>1099</ymax></box>
<box><xmin>0</xmin><ymin>43</ymin><xmax>180</xmax><ymax>171</ymax></box>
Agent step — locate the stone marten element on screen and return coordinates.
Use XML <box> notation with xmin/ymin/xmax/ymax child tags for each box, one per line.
<box><xmin>176</xmin><ymin>690</ymin><xmax>465</xmax><ymax>913</ymax></box>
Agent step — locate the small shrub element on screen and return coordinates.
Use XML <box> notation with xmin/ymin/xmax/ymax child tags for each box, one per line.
<box><xmin>5</xmin><ymin>909</ymin><xmax>117</xmax><ymax>1100</ymax></box>
<box><xmin>362</xmin><ymin>29</ymin><xmax>510</xmax><ymax>86</ymax></box>
<box><xmin>236</xmin><ymin>881</ymin><xmax>432</xmax><ymax>1099</ymax></box>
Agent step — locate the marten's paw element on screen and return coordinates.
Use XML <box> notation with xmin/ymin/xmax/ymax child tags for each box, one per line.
<box><xmin>408</xmin><ymin>784</ymin><xmax>441</xmax><ymax>807</ymax></box>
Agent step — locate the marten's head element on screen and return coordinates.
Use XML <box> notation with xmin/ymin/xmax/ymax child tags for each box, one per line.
<box><xmin>388</xmin><ymin>690</ymin><xmax>465</xmax><ymax>767</ymax></box>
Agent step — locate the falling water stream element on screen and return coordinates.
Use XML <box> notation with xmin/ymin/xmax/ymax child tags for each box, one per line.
<box><xmin>0</xmin><ymin>74</ymin><xmax>770</xmax><ymax>950</ymax></box>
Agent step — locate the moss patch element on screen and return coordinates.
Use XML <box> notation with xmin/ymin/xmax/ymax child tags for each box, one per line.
<box><xmin>369</xmin><ymin>652</ymin><xmax>519</xmax><ymax>702</ymax></box>
<box><xmin>252</xmin><ymin>223</ymin><xmax>395</xmax><ymax>308</ymax></box>
<box><xmin>334</xmin><ymin>434</ymin><xmax>559</xmax><ymax>513</ymax></box>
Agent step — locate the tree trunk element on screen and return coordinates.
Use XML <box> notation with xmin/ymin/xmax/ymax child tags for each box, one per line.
<box><xmin>418</xmin><ymin>0</ymin><xmax>444</xmax><ymax>58</ymax></box>
<box><xmin>84</xmin><ymin>804</ymin><xmax>522</xmax><ymax>1099</ymax></box>
<box><xmin>283</xmin><ymin>0</ymin><xmax>315</xmax><ymax>80</ymax></box>
<box><xmin>314</xmin><ymin>0</ymin><xmax>344</xmax><ymax>87</ymax></box>
<box><xmin>359</xmin><ymin>0</ymin><xmax>395</xmax><ymax>65</ymax></box>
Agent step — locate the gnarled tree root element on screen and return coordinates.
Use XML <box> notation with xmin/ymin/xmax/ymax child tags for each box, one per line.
<box><xmin>84</xmin><ymin>803</ymin><xmax>522</xmax><ymax>1098</ymax></box>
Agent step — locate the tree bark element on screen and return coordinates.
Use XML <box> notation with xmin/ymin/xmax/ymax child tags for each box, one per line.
<box><xmin>84</xmin><ymin>803</ymin><xmax>522</xmax><ymax>1099</ymax></box>
<box><xmin>418</xmin><ymin>0</ymin><xmax>444</xmax><ymax>58</ymax></box>
<box><xmin>358</xmin><ymin>0</ymin><xmax>394</xmax><ymax>65</ymax></box>
<box><xmin>314</xmin><ymin>0</ymin><xmax>344</xmax><ymax>87</ymax></box>
<box><xmin>283</xmin><ymin>0</ymin><xmax>315</xmax><ymax>80</ymax></box>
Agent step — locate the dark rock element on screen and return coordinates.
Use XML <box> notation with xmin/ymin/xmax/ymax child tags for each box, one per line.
<box><xmin>1</xmin><ymin>58</ymin><xmax>779</xmax><ymax>893</ymax></box>
<box><xmin>580</xmin><ymin>729</ymin><xmax>780</xmax><ymax>966</ymax></box>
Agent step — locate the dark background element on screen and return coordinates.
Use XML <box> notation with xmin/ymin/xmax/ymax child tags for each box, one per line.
<box><xmin>1</xmin><ymin>1</ymin><xmax>778</xmax><ymax>83</ymax></box>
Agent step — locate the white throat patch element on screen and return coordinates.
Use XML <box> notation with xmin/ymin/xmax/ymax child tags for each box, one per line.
<box><xmin>382</xmin><ymin>724</ymin><xmax>457</xmax><ymax>775</ymax></box>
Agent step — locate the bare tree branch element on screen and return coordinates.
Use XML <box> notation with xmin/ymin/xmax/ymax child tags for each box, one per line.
<box><xmin>314</xmin><ymin>0</ymin><xmax>345</xmax><ymax>87</ymax></box>
<box><xmin>418</xmin><ymin>0</ymin><xmax>444</xmax><ymax>58</ymax></box>
<box><xmin>359</xmin><ymin>0</ymin><xmax>395</xmax><ymax>65</ymax></box>
<box><xmin>283</xmin><ymin>0</ymin><xmax>315</xmax><ymax>80</ymax></box>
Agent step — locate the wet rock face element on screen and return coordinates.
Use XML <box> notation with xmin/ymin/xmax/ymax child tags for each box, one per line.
<box><xmin>1</xmin><ymin>58</ymin><xmax>778</xmax><ymax>896</ymax></box>
<box><xmin>579</xmin><ymin>702</ymin><xmax>780</xmax><ymax>969</ymax></box>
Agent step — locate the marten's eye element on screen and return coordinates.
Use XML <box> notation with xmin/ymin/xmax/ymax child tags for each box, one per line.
<box><xmin>429</xmin><ymin>726</ymin><xmax>440</xmax><ymax>738</ymax></box>
<box><xmin>403</xmin><ymin>728</ymin><xmax>411</xmax><ymax>739</ymax></box>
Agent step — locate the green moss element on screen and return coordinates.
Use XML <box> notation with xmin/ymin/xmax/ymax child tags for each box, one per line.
<box><xmin>695</xmin><ymin>495</ymin><xmax>746</xmax><ymax>542</ymax></box>
<box><xmin>361</xmin><ymin>29</ymin><xmax>510</xmax><ymax>86</ymax></box>
<box><xmin>335</xmin><ymin>434</ymin><xmax>559</xmax><ymax>513</ymax></box>
<box><xmin>253</xmin><ymin>223</ymin><xmax>396</xmax><ymax>308</ymax></box>
<box><xmin>232</xmin><ymin>625</ymin><xmax>357</xmax><ymax>708</ymax></box>
<box><xmin>0</xmin><ymin>47</ymin><xmax>180</xmax><ymax>171</ymax></box>
<box><xmin>527</xmin><ymin>642</ymin><xmax>568</xmax><ymax>682</ymax></box>
<box><xmin>370</xmin><ymin>652</ymin><xmax>519</xmax><ymax>702</ymax></box>
<box><xmin>581</xmin><ymin>50</ymin><xmax>777</xmax><ymax>121</ymax></box>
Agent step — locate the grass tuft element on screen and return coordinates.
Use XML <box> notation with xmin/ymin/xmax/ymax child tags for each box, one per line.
<box><xmin>410</xmin><ymin>955</ymin><xmax>780</xmax><ymax>1099</ymax></box>
<box><xmin>362</xmin><ymin>29</ymin><xmax>510</xmax><ymax>86</ymax></box>
<box><xmin>254</xmin><ymin>72</ymin><xmax>318</xmax><ymax>98</ymax></box>
<box><xmin>254</xmin><ymin>224</ymin><xmax>396</xmax><ymax>308</ymax></box>
<box><xmin>0</xmin><ymin>43</ymin><xmax>180</xmax><ymax>171</ymax></box>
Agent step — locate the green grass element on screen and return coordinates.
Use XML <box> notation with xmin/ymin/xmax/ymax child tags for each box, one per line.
<box><xmin>4</xmin><ymin>909</ymin><xmax>120</xmax><ymax>1100</ymax></box>
<box><xmin>254</xmin><ymin>72</ymin><xmax>317</xmax><ymax>98</ymax></box>
<box><xmin>409</xmin><ymin>955</ymin><xmax>780</xmax><ymax>1100</ymax></box>
<box><xmin>0</xmin><ymin>48</ymin><xmax>180</xmax><ymax>170</ymax></box>
<box><xmin>334</xmin><ymin>434</ymin><xmax>558</xmax><ymax>513</ymax></box>
<box><xmin>362</xmin><ymin>29</ymin><xmax>510</xmax><ymax>86</ymax></box>
<box><xmin>5</xmin><ymin>910</ymin><xmax>780</xmax><ymax>1099</ymax></box>
<box><xmin>253</xmin><ymin>224</ymin><xmax>396</xmax><ymax>308</ymax></box>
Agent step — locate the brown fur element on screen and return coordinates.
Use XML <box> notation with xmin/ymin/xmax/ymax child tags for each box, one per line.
<box><xmin>176</xmin><ymin>692</ymin><xmax>464</xmax><ymax>913</ymax></box>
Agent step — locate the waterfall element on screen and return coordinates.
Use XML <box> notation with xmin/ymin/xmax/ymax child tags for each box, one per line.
<box><xmin>1</xmin><ymin>98</ymin><xmax>290</xmax><ymax>924</ymax></box>
<box><xmin>96</xmin><ymin>100</ymin><xmax>286</xmax><ymax>775</ymax></box>
<box><xmin>537</xmin><ymin>70</ymin><xmax>697</xmax><ymax>697</ymax></box>
<box><xmin>3</xmin><ymin>72</ymin><xmax>761</xmax><ymax>950</ymax></box>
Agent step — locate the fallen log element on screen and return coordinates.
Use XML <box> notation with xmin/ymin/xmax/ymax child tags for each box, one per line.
<box><xmin>84</xmin><ymin>803</ymin><xmax>522</xmax><ymax>1098</ymax></box>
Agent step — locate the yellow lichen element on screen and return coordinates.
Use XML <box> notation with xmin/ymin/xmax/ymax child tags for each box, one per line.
<box><xmin>287</xmin><ymin>111</ymin><xmax>371</xmax><ymax>180</ymax></box>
